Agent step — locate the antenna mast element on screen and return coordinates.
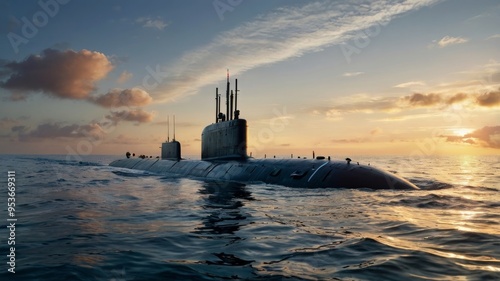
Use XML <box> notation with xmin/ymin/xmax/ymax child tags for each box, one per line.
<box><xmin>226</xmin><ymin>69</ymin><xmax>230</xmax><ymax>121</ymax></box>
<box><xmin>167</xmin><ymin>115</ymin><xmax>170</xmax><ymax>142</ymax></box>
<box><xmin>215</xmin><ymin>88</ymin><xmax>219</xmax><ymax>123</ymax></box>
<box><xmin>234</xmin><ymin>78</ymin><xmax>239</xmax><ymax>119</ymax></box>
<box><xmin>173</xmin><ymin>115</ymin><xmax>176</xmax><ymax>141</ymax></box>
<box><xmin>230</xmin><ymin>90</ymin><xmax>234</xmax><ymax>120</ymax></box>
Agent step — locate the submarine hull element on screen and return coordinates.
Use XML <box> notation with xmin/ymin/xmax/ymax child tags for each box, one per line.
<box><xmin>109</xmin><ymin>158</ymin><xmax>418</xmax><ymax>190</ymax></box>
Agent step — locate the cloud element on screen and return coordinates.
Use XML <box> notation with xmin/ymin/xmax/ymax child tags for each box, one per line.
<box><xmin>487</xmin><ymin>34</ymin><xmax>500</xmax><ymax>40</ymax></box>
<box><xmin>117</xmin><ymin>70</ymin><xmax>133</xmax><ymax>83</ymax></box>
<box><xmin>105</xmin><ymin>109</ymin><xmax>155</xmax><ymax>125</ymax></box>
<box><xmin>312</xmin><ymin>96</ymin><xmax>400</xmax><ymax>117</ymax></box>
<box><xmin>16</xmin><ymin>122</ymin><xmax>106</xmax><ymax>142</ymax></box>
<box><xmin>373</xmin><ymin>112</ymin><xmax>441</xmax><ymax>122</ymax></box>
<box><xmin>445</xmin><ymin>92</ymin><xmax>469</xmax><ymax>105</ymax></box>
<box><xmin>0</xmin><ymin>48</ymin><xmax>113</xmax><ymax>99</ymax></box>
<box><xmin>90</xmin><ymin>88</ymin><xmax>153</xmax><ymax>108</ymax></box>
<box><xmin>394</xmin><ymin>81</ymin><xmax>426</xmax><ymax>88</ymax></box>
<box><xmin>437</xmin><ymin>36</ymin><xmax>469</xmax><ymax>48</ymax></box>
<box><xmin>442</xmin><ymin>126</ymin><xmax>500</xmax><ymax>149</ymax></box>
<box><xmin>342</xmin><ymin>72</ymin><xmax>364</xmax><ymax>77</ymax></box>
<box><xmin>401</xmin><ymin>92</ymin><xmax>441</xmax><ymax>106</ymax></box>
<box><xmin>311</xmin><ymin>89</ymin><xmax>500</xmax><ymax>120</ymax></box>
<box><xmin>476</xmin><ymin>90</ymin><xmax>500</xmax><ymax>107</ymax></box>
<box><xmin>312</xmin><ymin>62</ymin><xmax>500</xmax><ymax>121</ymax></box>
<box><xmin>0</xmin><ymin>116</ymin><xmax>29</xmax><ymax>129</ymax></box>
<box><xmin>136</xmin><ymin>17</ymin><xmax>168</xmax><ymax>30</ymax></box>
<box><xmin>11</xmin><ymin>125</ymin><xmax>28</xmax><ymax>133</ymax></box>
<box><xmin>0</xmin><ymin>59</ymin><xmax>11</xmax><ymax>78</ymax></box>
<box><xmin>397</xmin><ymin>91</ymin><xmax>492</xmax><ymax>108</ymax></box>
<box><xmin>0</xmin><ymin>117</ymin><xmax>20</xmax><ymax>129</ymax></box>
<box><xmin>465</xmin><ymin>126</ymin><xmax>500</xmax><ymax>149</ymax></box>
<box><xmin>151</xmin><ymin>0</ymin><xmax>440</xmax><ymax>102</ymax></box>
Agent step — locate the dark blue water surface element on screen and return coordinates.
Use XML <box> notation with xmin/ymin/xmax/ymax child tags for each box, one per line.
<box><xmin>0</xmin><ymin>154</ymin><xmax>499</xmax><ymax>280</ymax></box>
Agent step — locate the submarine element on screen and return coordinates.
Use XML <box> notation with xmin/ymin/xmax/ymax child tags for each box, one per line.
<box><xmin>110</xmin><ymin>74</ymin><xmax>418</xmax><ymax>190</ymax></box>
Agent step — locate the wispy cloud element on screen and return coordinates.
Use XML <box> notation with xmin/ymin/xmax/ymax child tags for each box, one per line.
<box><xmin>152</xmin><ymin>0</ymin><xmax>440</xmax><ymax>102</ymax></box>
<box><xmin>436</xmin><ymin>35</ymin><xmax>469</xmax><ymax>48</ymax></box>
<box><xmin>394</xmin><ymin>81</ymin><xmax>426</xmax><ymax>88</ymax></box>
<box><xmin>136</xmin><ymin>17</ymin><xmax>168</xmax><ymax>30</ymax></box>
<box><xmin>342</xmin><ymin>72</ymin><xmax>364</xmax><ymax>77</ymax></box>
<box><xmin>15</xmin><ymin>122</ymin><xmax>106</xmax><ymax>142</ymax></box>
<box><xmin>487</xmin><ymin>34</ymin><xmax>500</xmax><ymax>40</ymax></box>
<box><xmin>372</xmin><ymin>112</ymin><xmax>441</xmax><ymax>122</ymax></box>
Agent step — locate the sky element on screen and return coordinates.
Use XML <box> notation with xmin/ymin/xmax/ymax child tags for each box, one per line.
<box><xmin>0</xmin><ymin>0</ymin><xmax>499</xmax><ymax>158</ymax></box>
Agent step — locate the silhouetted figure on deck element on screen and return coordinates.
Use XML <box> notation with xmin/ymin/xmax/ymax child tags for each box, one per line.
<box><xmin>126</xmin><ymin>152</ymin><xmax>131</xmax><ymax>158</ymax></box>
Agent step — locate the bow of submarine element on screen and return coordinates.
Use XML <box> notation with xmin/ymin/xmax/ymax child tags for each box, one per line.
<box><xmin>323</xmin><ymin>163</ymin><xmax>418</xmax><ymax>190</ymax></box>
<box><xmin>218</xmin><ymin>159</ymin><xmax>419</xmax><ymax>190</ymax></box>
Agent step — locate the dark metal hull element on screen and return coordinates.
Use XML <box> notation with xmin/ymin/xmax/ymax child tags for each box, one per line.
<box><xmin>109</xmin><ymin>158</ymin><xmax>418</xmax><ymax>190</ymax></box>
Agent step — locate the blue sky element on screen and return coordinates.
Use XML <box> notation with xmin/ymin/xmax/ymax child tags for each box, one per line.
<box><xmin>0</xmin><ymin>0</ymin><xmax>499</xmax><ymax>157</ymax></box>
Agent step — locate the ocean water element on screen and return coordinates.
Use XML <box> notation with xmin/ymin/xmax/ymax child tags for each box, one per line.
<box><xmin>0</xmin><ymin>154</ymin><xmax>499</xmax><ymax>281</ymax></box>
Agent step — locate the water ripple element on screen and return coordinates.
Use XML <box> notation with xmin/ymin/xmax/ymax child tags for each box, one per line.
<box><xmin>0</xmin><ymin>155</ymin><xmax>499</xmax><ymax>280</ymax></box>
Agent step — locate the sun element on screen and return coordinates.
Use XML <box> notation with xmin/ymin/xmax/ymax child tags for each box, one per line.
<box><xmin>452</xmin><ymin>128</ymin><xmax>474</xmax><ymax>136</ymax></box>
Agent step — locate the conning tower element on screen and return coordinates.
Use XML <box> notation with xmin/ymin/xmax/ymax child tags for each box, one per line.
<box><xmin>201</xmin><ymin>72</ymin><xmax>247</xmax><ymax>160</ymax></box>
<box><xmin>161</xmin><ymin>115</ymin><xmax>181</xmax><ymax>160</ymax></box>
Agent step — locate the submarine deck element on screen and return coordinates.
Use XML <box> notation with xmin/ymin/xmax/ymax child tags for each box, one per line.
<box><xmin>109</xmin><ymin>158</ymin><xmax>418</xmax><ymax>190</ymax></box>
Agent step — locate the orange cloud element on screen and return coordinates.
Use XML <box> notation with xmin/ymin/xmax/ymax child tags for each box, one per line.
<box><xmin>442</xmin><ymin>126</ymin><xmax>500</xmax><ymax>149</ymax></box>
<box><xmin>464</xmin><ymin>126</ymin><xmax>500</xmax><ymax>149</ymax></box>
<box><xmin>117</xmin><ymin>70</ymin><xmax>133</xmax><ymax>83</ymax></box>
<box><xmin>311</xmin><ymin>89</ymin><xmax>500</xmax><ymax>118</ymax></box>
<box><xmin>476</xmin><ymin>90</ymin><xmax>500</xmax><ymax>107</ymax></box>
<box><xmin>90</xmin><ymin>88</ymin><xmax>152</xmax><ymax>108</ymax></box>
<box><xmin>445</xmin><ymin>92</ymin><xmax>468</xmax><ymax>105</ymax></box>
<box><xmin>401</xmin><ymin>93</ymin><xmax>441</xmax><ymax>106</ymax></box>
<box><xmin>1</xmin><ymin>48</ymin><xmax>113</xmax><ymax>99</ymax></box>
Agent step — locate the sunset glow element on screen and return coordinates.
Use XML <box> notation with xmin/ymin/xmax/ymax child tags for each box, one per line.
<box><xmin>0</xmin><ymin>0</ymin><xmax>499</xmax><ymax>157</ymax></box>
<box><xmin>452</xmin><ymin>128</ymin><xmax>474</xmax><ymax>137</ymax></box>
